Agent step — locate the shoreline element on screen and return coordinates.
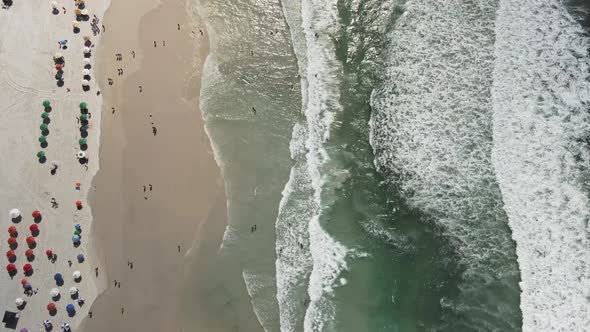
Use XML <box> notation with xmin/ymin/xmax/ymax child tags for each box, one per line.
<box><xmin>80</xmin><ymin>0</ymin><xmax>228</xmax><ymax>330</ymax></box>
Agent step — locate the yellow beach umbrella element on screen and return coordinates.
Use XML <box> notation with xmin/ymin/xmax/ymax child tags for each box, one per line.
<box><xmin>72</xmin><ymin>21</ymin><xmax>80</xmax><ymax>28</ymax></box>
<box><xmin>74</xmin><ymin>8</ymin><xmax>81</xmax><ymax>16</ymax></box>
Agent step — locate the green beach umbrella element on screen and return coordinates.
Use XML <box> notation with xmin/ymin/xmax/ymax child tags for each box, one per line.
<box><xmin>40</xmin><ymin>123</ymin><xmax>48</xmax><ymax>131</ymax></box>
<box><xmin>79</xmin><ymin>138</ymin><xmax>87</xmax><ymax>146</ymax></box>
<box><xmin>79</xmin><ymin>102</ymin><xmax>87</xmax><ymax>110</ymax></box>
<box><xmin>41</xmin><ymin>112</ymin><xmax>50</xmax><ymax>119</ymax></box>
<box><xmin>79</xmin><ymin>114</ymin><xmax>88</xmax><ymax>121</ymax></box>
<box><xmin>36</xmin><ymin>151</ymin><xmax>45</xmax><ymax>159</ymax></box>
<box><xmin>42</xmin><ymin>100</ymin><xmax>50</xmax><ymax>108</ymax></box>
<box><xmin>74</xmin><ymin>230</ymin><xmax>81</xmax><ymax>236</ymax></box>
<box><xmin>38</xmin><ymin>136</ymin><xmax>47</xmax><ymax>143</ymax></box>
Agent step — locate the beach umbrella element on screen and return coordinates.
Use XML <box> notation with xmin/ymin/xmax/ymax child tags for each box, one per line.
<box><xmin>6</xmin><ymin>250</ymin><xmax>15</xmax><ymax>259</ymax></box>
<box><xmin>77</xmin><ymin>253</ymin><xmax>84</xmax><ymax>262</ymax></box>
<box><xmin>75</xmin><ymin>224</ymin><xmax>82</xmax><ymax>231</ymax></box>
<box><xmin>20</xmin><ymin>278</ymin><xmax>27</xmax><ymax>285</ymax></box>
<box><xmin>22</xmin><ymin>263</ymin><xmax>32</xmax><ymax>273</ymax></box>
<box><xmin>46</xmin><ymin>249</ymin><xmax>53</xmax><ymax>256</ymax></box>
<box><xmin>8</xmin><ymin>226</ymin><xmax>17</xmax><ymax>234</ymax></box>
<box><xmin>82</xmin><ymin>69</ymin><xmax>90</xmax><ymax>76</ymax></box>
<box><xmin>9</xmin><ymin>208</ymin><xmax>21</xmax><ymax>219</ymax></box>
<box><xmin>7</xmin><ymin>238</ymin><xmax>17</xmax><ymax>246</ymax></box>
<box><xmin>54</xmin><ymin>273</ymin><xmax>62</xmax><ymax>281</ymax></box>
<box><xmin>47</xmin><ymin>302</ymin><xmax>56</xmax><ymax>312</ymax></box>
<box><xmin>19</xmin><ymin>328</ymin><xmax>28</xmax><ymax>332</ymax></box>
<box><xmin>38</xmin><ymin>136</ymin><xmax>47</xmax><ymax>143</ymax></box>
<box><xmin>72</xmin><ymin>21</ymin><xmax>80</xmax><ymax>28</ymax></box>
<box><xmin>6</xmin><ymin>263</ymin><xmax>16</xmax><ymax>272</ymax></box>
<box><xmin>72</xmin><ymin>234</ymin><xmax>80</xmax><ymax>243</ymax></box>
<box><xmin>25</xmin><ymin>236</ymin><xmax>35</xmax><ymax>245</ymax></box>
<box><xmin>81</xmin><ymin>79</ymin><xmax>89</xmax><ymax>86</ymax></box>
<box><xmin>15</xmin><ymin>298</ymin><xmax>24</xmax><ymax>307</ymax></box>
<box><xmin>51</xmin><ymin>1</ymin><xmax>58</xmax><ymax>8</ymax></box>
<box><xmin>53</xmin><ymin>52</ymin><xmax>62</xmax><ymax>60</ymax></box>
<box><xmin>79</xmin><ymin>138</ymin><xmax>87</xmax><ymax>145</ymax></box>
<box><xmin>50</xmin><ymin>288</ymin><xmax>60</xmax><ymax>297</ymax></box>
<box><xmin>73</xmin><ymin>230</ymin><xmax>81</xmax><ymax>236</ymax></box>
<box><xmin>55</xmin><ymin>63</ymin><xmax>63</xmax><ymax>70</ymax></box>
<box><xmin>23</xmin><ymin>282</ymin><xmax>31</xmax><ymax>290</ymax></box>
<box><xmin>37</xmin><ymin>151</ymin><xmax>45</xmax><ymax>159</ymax></box>
<box><xmin>79</xmin><ymin>114</ymin><xmax>88</xmax><ymax>121</ymax></box>
<box><xmin>66</xmin><ymin>304</ymin><xmax>75</xmax><ymax>314</ymax></box>
<box><xmin>75</xmin><ymin>201</ymin><xmax>83</xmax><ymax>208</ymax></box>
<box><xmin>40</xmin><ymin>123</ymin><xmax>48</xmax><ymax>131</ymax></box>
<box><xmin>83</xmin><ymin>58</ymin><xmax>91</xmax><ymax>65</ymax></box>
<box><xmin>29</xmin><ymin>224</ymin><xmax>39</xmax><ymax>232</ymax></box>
<box><xmin>69</xmin><ymin>287</ymin><xmax>78</xmax><ymax>295</ymax></box>
<box><xmin>32</xmin><ymin>210</ymin><xmax>41</xmax><ymax>219</ymax></box>
<box><xmin>25</xmin><ymin>249</ymin><xmax>33</xmax><ymax>258</ymax></box>
<box><xmin>77</xmin><ymin>151</ymin><xmax>86</xmax><ymax>159</ymax></box>
<box><xmin>43</xmin><ymin>100</ymin><xmax>51</xmax><ymax>107</ymax></box>
<box><xmin>81</xmin><ymin>9</ymin><xmax>89</xmax><ymax>16</ymax></box>
<box><xmin>41</xmin><ymin>112</ymin><xmax>50</xmax><ymax>119</ymax></box>
<box><xmin>73</xmin><ymin>270</ymin><xmax>81</xmax><ymax>279</ymax></box>
<box><xmin>79</xmin><ymin>102</ymin><xmax>87</xmax><ymax>110</ymax></box>
<box><xmin>83</xmin><ymin>47</ymin><xmax>91</xmax><ymax>54</ymax></box>
<box><xmin>74</xmin><ymin>8</ymin><xmax>81</xmax><ymax>15</ymax></box>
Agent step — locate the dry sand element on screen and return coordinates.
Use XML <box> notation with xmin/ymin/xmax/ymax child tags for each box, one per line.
<box><xmin>79</xmin><ymin>0</ymin><xmax>230</xmax><ymax>331</ymax></box>
<box><xmin>0</xmin><ymin>0</ymin><xmax>109</xmax><ymax>331</ymax></box>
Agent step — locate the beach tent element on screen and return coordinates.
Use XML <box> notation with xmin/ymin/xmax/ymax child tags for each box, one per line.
<box><xmin>79</xmin><ymin>138</ymin><xmax>87</xmax><ymax>146</ymax></box>
<box><xmin>9</xmin><ymin>208</ymin><xmax>21</xmax><ymax>219</ymax></box>
<box><xmin>24</xmin><ymin>249</ymin><xmax>33</xmax><ymax>258</ymax></box>
<box><xmin>6</xmin><ymin>264</ymin><xmax>16</xmax><ymax>272</ymax></box>
<box><xmin>25</xmin><ymin>236</ymin><xmax>35</xmax><ymax>245</ymax></box>
<box><xmin>37</xmin><ymin>151</ymin><xmax>45</xmax><ymax>159</ymax></box>
<box><xmin>83</xmin><ymin>47</ymin><xmax>91</xmax><ymax>54</ymax></box>
<box><xmin>82</xmin><ymin>69</ymin><xmax>90</xmax><ymax>76</ymax></box>
<box><xmin>42</xmin><ymin>100</ymin><xmax>51</xmax><ymax>107</ymax></box>
<box><xmin>79</xmin><ymin>102</ymin><xmax>87</xmax><ymax>110</ymax></box>
<box><xmin>8</xmin><ymin>226</ymin><xmax>17</xmax><ymax>234</ymax></box>
<box><xmin>69</xmin><ymin>287</ymin><xmax>78</xmax><ymax>295</ymax></box>
<box><xmin>81</xmin><ymin>79</ymin><xmax>89</xmax><ymax>86</ymax></box>
<box><xmin>29</xmin><ymin>224</ymin><xmax>39</xmax><ymax>232</ymax></box>
<box><xmin>73</xmin><ymin>271</ymin><xmax>81</xmax><ymax>279</ymax></box>
<box><xmin>6</xmin><ymin>250</ymin><xmax>15</xmax><ymax>259</ymax></box>
<box><xmin>40</xmin><ymin>123</ymin><xmax>48</xmax><ymax>131</ymax></box>
<box><xmin>47</xmin><ymin>302</ymin><xmax>56</xmax><ymax>312</ymax></box>
<box><xmin>41</xmin><ymin>112</ymin><xmax>50</xmax><ymax>119</ymax></box>
<box><xmin>22</xmin><ymin>264</ymin><xmax>32</xmax><ymax>273</ymax></box>
<box><xmin>7</xmin><ymin>238</ymin><xmax>17</xmax><ymax>246</ymax></box>
<box><xmin>77</xmin><ymin>151</ymin><xmax>86</xmax><ymax>159</ymax></box>
<box><xmin>50</xmin><ymin>288</ymin><xmax>60</xmax><ymax>297</ymax></box>
<box><xmin>53</xmin><ymin>273</ymin><xmax>63</xmax><ymax>281</ymax></box>
<box><xmin>32</xmin><ymin>210</ymin><xmax>41</xmax><ymax>219</ymax></box>
<box><xmin>15</xmin><ymin>298</ymin><xmax>23</xmax><ymax>307</ymax></box>
<box><xmin>2</xmin><ymin>311</ymin><xmax>18</xmax><ymax>326</ymax></box>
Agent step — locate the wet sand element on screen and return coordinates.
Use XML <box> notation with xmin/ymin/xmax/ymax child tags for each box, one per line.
<box><xmin>80</xmin><ymin>0</ymin><xmax>228</xmax><ymax>330</ymax></box>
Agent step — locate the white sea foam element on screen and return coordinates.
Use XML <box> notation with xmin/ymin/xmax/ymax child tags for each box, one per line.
<box><xmin>492</xmin><ymin>1</ymin><xmax>590</xmax><ymax>330</ymax></box>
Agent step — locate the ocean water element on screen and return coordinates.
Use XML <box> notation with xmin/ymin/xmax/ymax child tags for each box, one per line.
<box><xmin>194</xmin><ymin>0</ymin><xmax>590</xmax><ymax>331</ymax></box>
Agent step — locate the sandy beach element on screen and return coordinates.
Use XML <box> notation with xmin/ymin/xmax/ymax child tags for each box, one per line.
<box><xmin>0</xmin><ymin>0</ymin><xmax>109</xmax><ymax>331</ymax></box>
<box><xmin>78</xmin><ymin>0</ymin><xmax>230</xmax><ymax>331</ymax></box>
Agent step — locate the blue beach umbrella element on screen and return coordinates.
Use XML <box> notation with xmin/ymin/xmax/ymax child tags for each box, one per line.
<box><xmin>65</xmin><ymin>304</ymin><xmax>75</xmax><ymax>313</ymax></box>
<box><xmin>54</xmin><ymin>273</ymin><xmax>62</xmax><ymax>281</ymax></box>
<box><xmin>77</xmin><ymin>254</ymin><xmax>84</xmax><ymax>262</ymax></box>
<box><xmin>72</xmin><ymin>235</ymin><xmax>80</xmax><ymax>243</ymax></box>
<box><xmin>23</xmin><ymin>282</ymin><xmax>32</xmax><ymax>290</ymax></box>
<box><xmin>75</xmin><ymin>224</ymin><xmax>81</xmax><ymax>231</ymax></box>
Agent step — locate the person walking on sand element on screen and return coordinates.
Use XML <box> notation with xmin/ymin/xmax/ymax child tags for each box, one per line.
<box><xmin>95</xmin><ymin>267</ymin><xmax>98</xmax><ymax>277</ymax></box>
<box><xmin>152</xmin><ymin>126</ymin><xmax>157</xmax><ymax>136</ymax></box>
<box><xmin>154</xmin><ymin>41</ymin><xmax>157</xmax><ymax>47</ymax></box>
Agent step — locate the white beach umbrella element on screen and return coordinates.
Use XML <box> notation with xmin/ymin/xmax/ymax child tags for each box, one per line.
<box><xmin>50</xmin><ymin>1</ymin><xmax>58</xmax><ymax>9</ymax></box>
<box><xmin>72</xmin><ymin>271</ymin><xmax>81</xmax><ymax>279</ymax></box>
<box><xmin>9</xmin><ymin>208</ymin><xmax>20</xmax><ymax>219</ymax></box>
<box><xmin>50</xmin><ymin>288</ymin><xmax>60</xmax><ymax>297</ymax></box>
<box><xmin>81</xmin><ymin>79</ymin><xmax>89</xmax><ymax>86</ymax></box>
<box><xmin>83</xmin><ymin>58</ymin><xmax>91</xmax><ymax>65</ymax></box>
<box><xmin>69</xmin><ymin>287</ymin><xmax>78</xmax><ymax>296</ymax></box>
<box><xmin>83</xmin><ymin>47</ymin><xmax>91</xmax><ymax>54</ymax></box>
<box><xmin>82</xmin><ymin>69</ymin><xmax>90</xmax><ymax>76</ymax></box>
<box><xmin>53</xmin><ymin>52</ymin><xmax>63</xmax><ymax>59</ymax></box>
<box><xmin>77</xmin><ymin>151</ymin><xmax>86</xmax><ymax>159</ymax></box>
<box><xmin>15</xmin><ymin>298</ymin><xmax>24</xmax><ymax>306</ymax></box>
<box><xmin>81</xmin><ymin>9</ymin><xmax>89</xmax><ymax>16</ymax></box>
<box><xmin>72</xmin><ymin>21</ymin><xmax>80</xmax><ymax>28</ymax></box>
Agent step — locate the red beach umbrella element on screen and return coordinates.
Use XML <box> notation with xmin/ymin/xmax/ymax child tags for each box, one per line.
<box><xmin>29</xmin><ymin>224</ymin><xmax>39</xmax><ymax>232</ymax></box>
<box><xmin>6</xmin><ymin>263</ymin><xmax>16</xmax><ymax>272</ymax></box>
<box><xmin>55</xmin><ymin>64</ymin><xmax>63</xmax><ymax>70</ymax></box>
<box><xmin>46</xmin><ymin>249</ymin><xmax>53</xmax><ymax>256</ymax></box>
<box><xmin>23</xmin><ymin>263</ymin><xmax>32</xmax><ymax>273</ymax></box>
<box><xmin>6</xmin><ymin>250</ymin><xmax>15</xmax><ymax>259</ymax></box>
<box><xmin>7</xmin><ymin>238</ymin><xmax>17</xmax><ymax>246</ymax></box>
<box><xmin>75</xmin><ymin>200</ymin><xmax>82</xmax><ymax>207</ymax></box>
<box><xmin>26</xmin><ymin>236</ymin><xmax>35</xmax><ymax>245</ymax></box>
<box><xmin>25</xmin><ymin>249</ymin><xmax>34</xmax><ymax>258</ymax></box>
<box><xmin>20</xmin><ymin>278</ymin><xmax>27</xmax><ymax>285</ymax></box>
<box><xmin>8</xmin><ymin>226</ymin><xmax>17</xmax><ymax>235</ymax></box>
<box><xmin>32</xmin><ymin>210</ymin><xmax>41</xmax><ymax>219</ymax></box>
<box><xmin>47</xmin><ymin>302</ymin><xmax>56</xmax><ymax>312</ymax></box>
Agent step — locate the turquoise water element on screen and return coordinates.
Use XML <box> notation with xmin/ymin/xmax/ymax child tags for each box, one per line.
<box><xmin>194</xmin><ymin>0</ymin><xmax>590</xmax><ymax>330</ymax></box>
